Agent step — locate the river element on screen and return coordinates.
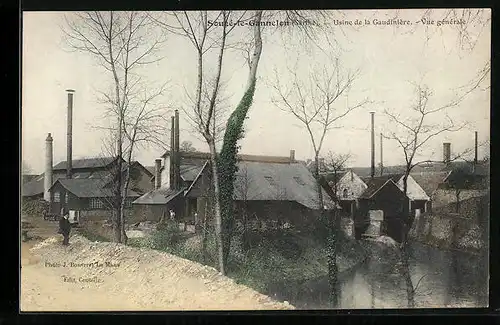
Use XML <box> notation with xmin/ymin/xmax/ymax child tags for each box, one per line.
<box><xmin>267</xmin><ymin>241</ymin><xmax>489</xmax><ymax>309</ymax></box>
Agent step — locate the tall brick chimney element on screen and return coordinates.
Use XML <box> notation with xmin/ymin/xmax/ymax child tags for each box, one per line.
<box><xmin>174</xmin><ymin>109</ymin><xmax>181</xmax><ymax>189</ymax></box>
<box><xmin>169</xmin><ymin>116</ymin><xmax>175</xmax><ymax>190</ymax></box>
<box><xmin>154</xmin><ymin>159</ymin><xmax>162</xmax><ymax>190</ymax></box>
<box><xmin>66</xmin><ymin>89</ymin><xmax>75</xmax><ymax>179</ymax></box>
<box><xmin>370</xmin><ymin>112</ymin><xmax>375</xmax><ymax>178</ymax></box>
<box><xmin>289</xmin><ymin>149</ymin><xmax>295</xmax><ymax>163</ymax></box>
<box><xmin>443</xmin><ymin>142</ymin><xmax>451</xmax><ymax>164</ymax></box>
<box><xmin>44</xmin><ymin>133</ymin><xmax>53</xmax><ymax>201</ymax></box>
<box><xmin>474</xmin><ymin>131</ymin><xmax>478</xmax><ymax>164</ymax></box>
<box><xmin>379</xmin><ymin>132</ymin><xmax>383</xmax><ymax>176</ymax></box>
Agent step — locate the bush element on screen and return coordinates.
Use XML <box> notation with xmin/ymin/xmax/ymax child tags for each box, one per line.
<box><xmin>21</xmin><ymin>199</ymin><xmax>49</xmax><ymax>217</ymax></box>
<box><xmin>148</xmin><ymin>221</ymin><xmax>182</xmax><ymax>251</ymax></box>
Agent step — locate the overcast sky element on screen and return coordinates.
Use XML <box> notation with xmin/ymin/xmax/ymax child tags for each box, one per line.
<box><xmin>22</xmin><ymin>9</ymin><xmax>491</xmax><ymax>174</ymax></box>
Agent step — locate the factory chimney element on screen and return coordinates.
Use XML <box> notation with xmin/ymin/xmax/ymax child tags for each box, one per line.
<box><xmin>66</xmin><ymin>89</ymin><xmax>75</xmax><ymax>179</ymax></box>
<box><xmin>370</xmin><ymin>112</ymin><xmax>375</xmax><ymax>178</ymax></box>
<box><xmin>154</xmin><ymin>159</ymin><xmax>162</xmax><ymax>190</ymax></box>
<box><xmin>174</xmin><ymin>109</ymin><xmax>181</xmax><ymax>189</ymax></box>
<box><xmin>474</xmin><ymin>131</ymin><xmax>478</xmax><ymax>164</ymax></box>
<box><xmin>169</xmin><ymin>116</ymin><xmax>175</xmax><ymax>190</ymax></box>
<box><xmin>380</xmin><ymin>132</ymin><xmax>383</xmax><ymax>176</ymax></box>
<box><xmin>44</xmin><ymin>133</ymin><xmax>53</xmax><ymax>201</ymax></box>
<box><xmin>443</xmin><ymin>142</ymin><xmax>451</xmax><ymax>164</ymax></box>
<box><xmin>473</xmin><ymin>131</ymin><xmax>478</xmax><ymax>174</ymax></box>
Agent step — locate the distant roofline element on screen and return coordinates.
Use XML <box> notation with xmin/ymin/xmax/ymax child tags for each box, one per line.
<box><xmin>161</xmin><ymin>150</ymin><xmax>294</xmax><ymax>164</ymax></box>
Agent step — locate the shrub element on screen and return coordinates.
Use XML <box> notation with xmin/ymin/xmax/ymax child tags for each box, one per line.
<box><xmin>21</xmin><ymin>198</ymin><xmax>49</xmax><ymax>217</ymax></box>
<box><xmin>148</xmin><ymin>221</ymin><xmax>182</xmax><ymax>251</ymax></box>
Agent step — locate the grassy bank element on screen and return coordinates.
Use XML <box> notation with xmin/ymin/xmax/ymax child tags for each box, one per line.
<box><xmin>127</xmin><ymin>222</ymin><xmax>367</xmax><ymax>295</ymax></box>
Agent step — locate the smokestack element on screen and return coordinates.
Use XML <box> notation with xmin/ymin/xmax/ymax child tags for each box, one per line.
<box><xmin>66</xmin><ymin>89</ymin><xmax>75</xmax><ymax>179</ymax></box>
<box><xmin>443</xmin><ymin>142</ymin><xmax>451</xmax><ymax>164</ymax></box>
<box><xmin>155</xmin><ymin>159</ymin><xmax>162</xmax><ymax>190</ymax></box>
<box><xmin>474</xmin><ymin>131</ymin><xmax>478</xmax><ymax>164</ymax></box>
<box><xmin>169</xmin><ymin>116</ymin><xmax>175</xmax><ymax>190</ymax></box>
<box><xmin>174</xmin><ymin>110</ymin><xmax>181</xmax><ymax>189</ymax></box>
<box><xmin>289</xmin><ymin>150</ymin><xmax>295</xmax><ymax>163</ymax></box>
<box><xmin>370</xmin><ymin>112</ymin><xmax>375</xmax><ymax>178</ymax></box>
<box><xmin>380</xmin><ymin>132</ymin><xmax>383</xmax><ymax>176</ymax></box>
<box><xmin>44</xmin><ymin>133</ymin><xmax>53</xmax><ymax>201</ymax></box>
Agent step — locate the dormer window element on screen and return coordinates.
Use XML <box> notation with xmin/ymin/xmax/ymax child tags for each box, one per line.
<box><xmin>343</xmin><ymin>188</ymin><xmax>348</xmax><ymax>198</ymax></box>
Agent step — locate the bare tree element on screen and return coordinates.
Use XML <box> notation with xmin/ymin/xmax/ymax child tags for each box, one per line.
<box><xmin>382</xmin><ymin>79</ymin><xmax>490</xmax><ymax>306</ymax></box>
<box><xmin>324</xmin><ymin>152</ymin><xmax>352</xmax><ymax>198</ymax></box>
<box><xmin>271</xmin><ymin>55</ymin><xmax>368</xmax><ymax>307</ymax></box>
<box><xmin>62</xmin><ymin>11</ymin><xmax>167</xmax><ymax>243</ymax></box>
<box><xmin>151</xmin><ymin>10</ymin><xmax>252</xmax><ymax>275</ymax></box>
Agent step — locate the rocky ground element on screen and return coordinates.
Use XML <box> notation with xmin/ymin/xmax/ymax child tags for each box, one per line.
<box><xmin>21</xmin><ymin>235</ymin><xmax>294</xmax><ymax>311</ymax></box>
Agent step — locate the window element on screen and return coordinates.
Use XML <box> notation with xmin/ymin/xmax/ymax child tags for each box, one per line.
<box><xmin>54</xmin><ymin>193</ymin><xmax>60</xmax><ymax>202</ymax></box>
<box><xmin>343</xmin><ymin>188</ymin><xmax>348</xmax><ymax>198</ymax></box>
<box><xmin>89</xmin><ymin>198</ymin><xmax>105</xmax><ymax>209</ymax></box>
<box><xmin>293</xmin><ymin>176</ymin><xmax>306</xmax><ymax>186</ymax></box>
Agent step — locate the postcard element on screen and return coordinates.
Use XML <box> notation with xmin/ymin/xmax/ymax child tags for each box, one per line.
<box><xmin>21</xmin><ymin>9</ymin><xmax>490</xmax><ymax>311</ymax></box>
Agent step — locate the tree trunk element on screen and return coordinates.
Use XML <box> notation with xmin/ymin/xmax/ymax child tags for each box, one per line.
<box><xmin>314</xmin><ymin>154</ymin><xmax>339</xmax><ymax>307</ymax></box>
<box><xmin>400</xmin><ymin>172</ymin><xmax>415</xmax><ymax>308</ymax></box>
<box><xmin>208</xmin><ymin>140</ymin><xmax>225</xmax><ymax>275</ymax></box>
<box><xmin>455</xmin><ymin>191</ymin><xmax>461</xmax><ymax>213</ymax></box>
<box><xmin>120</xmin><ymin>157</ymin><xmax>133</xmax><ymax>245</ymax></box>
<box><xmin>113</xmin><ymin>156</ymin><xmax>123</xmax><ymax>243</ymax></box>
<box><xmin>202</xmin><ymin>198</ymin><xmax>209</xmax><ymax>264</ymax></box>
<box><xmin>217</xmin><ymin>10</ymin><xmax>263</xmax><ymax>274</ymax></box>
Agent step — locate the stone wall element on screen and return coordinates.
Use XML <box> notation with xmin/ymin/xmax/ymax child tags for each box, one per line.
<box><xmin>409</xmin><ymin>212</ymin><xmax>486</xmax><ymax>254</ymax></box>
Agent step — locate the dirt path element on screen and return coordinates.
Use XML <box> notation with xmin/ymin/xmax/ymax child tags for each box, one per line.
<box><xmin>21</xmin><ymin>235</ymin><xmax>293</xmax><ymax>311</ymax></box>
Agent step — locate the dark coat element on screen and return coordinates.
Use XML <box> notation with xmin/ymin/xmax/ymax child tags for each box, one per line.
<box><xmin>59</xmin><ymin>217</ymin><xmax>71</xmax><ymax>235</ymax></box>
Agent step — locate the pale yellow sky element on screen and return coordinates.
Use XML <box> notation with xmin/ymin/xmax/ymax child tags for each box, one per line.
<box><xmin>22</xmin><ymin>10</ymin><xmax>491</xmax><ymax>174</ymax></box>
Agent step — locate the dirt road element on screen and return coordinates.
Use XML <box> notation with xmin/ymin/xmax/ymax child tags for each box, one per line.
<box><xmin>21</xmin><ymin>235</ymin><xmax>293</xmax><ymax>311</ymax></box>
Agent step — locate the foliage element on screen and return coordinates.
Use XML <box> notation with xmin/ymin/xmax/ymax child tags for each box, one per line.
<box><xmin>150</xmin><ymin>220</ymin><xmax>183</xmax><ymax>250</ymax></box>
<box><xmin>217</xmin><ymin>77</ymin><xmax>257</xmax><ymax>265</ymax></box>
<box><xmin>21</xmin><ymin>199</ymin><xmax>50</xmax><ymax>217</ymax></box>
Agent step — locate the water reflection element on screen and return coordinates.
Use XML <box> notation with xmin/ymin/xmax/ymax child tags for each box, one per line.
<box><xmin>269</xmin><ymin>241</ymin><xmax>488</xmax><ymax>309</ymax></box>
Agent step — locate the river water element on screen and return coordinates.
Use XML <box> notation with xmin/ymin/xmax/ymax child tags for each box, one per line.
<box><xmin>268</xmin><ymin>241</ymin><xmax>489</xmax><ymax>309</ymax></box>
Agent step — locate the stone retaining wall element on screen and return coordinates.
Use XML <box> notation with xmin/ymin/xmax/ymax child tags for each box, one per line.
<box><xmin>409</xmin><ymin>212</ymin><xmax>487</xmax><ymax>254</ymax></box>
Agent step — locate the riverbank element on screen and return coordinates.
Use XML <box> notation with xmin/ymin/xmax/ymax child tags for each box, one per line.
<box><xmin>123</xmin><ymin>225</ymin><xmax>368</xmax><ymax>302</ymax></box>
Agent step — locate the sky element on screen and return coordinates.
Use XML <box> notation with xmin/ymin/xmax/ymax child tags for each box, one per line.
<box><xmin>22</xmin><ymin>9</ymin><xmax>491</xmax><ymax>174</ymax></box>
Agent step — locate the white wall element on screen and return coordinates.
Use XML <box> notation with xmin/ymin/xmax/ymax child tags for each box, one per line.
<box><xmin>396</xmin><ymin>175</ymin><xmax>430</xmax><ymax>201</ymax></box>
<box><xmin>336</xmin><ymin>171</ymin><xmax>368</xmax><ymax>200</ymax></box>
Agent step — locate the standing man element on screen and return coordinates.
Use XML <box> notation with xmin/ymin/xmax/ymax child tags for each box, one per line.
<box><xmin>58</xmin><ymin>213</ymin><xmax>71</xmax><ymax>246</ymax></box>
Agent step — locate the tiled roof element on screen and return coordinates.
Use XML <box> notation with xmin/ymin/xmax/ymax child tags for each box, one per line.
<box><xmin>22</xmin><ymin>174</ymin><xmax>39</xmax><ymax>184</ymax></box>
<box><xmin>233</xmin><ymin>161</ymin><xmax>336</xmax><ymax>210</ymax></box>
<box><xmin>133</xmin><ymin>187</ymin><xmax>185</xmax><ymax>205</ymax></box>
<box><xmin>410</xmin><ymin>171</ymin><xmax>450</xmax><ymax>197</ymax></box>
<box><xmin>52</xmin><ymin>157</ymin><xmax>117</xmax><ymax>170</ymax></box>
<box><xmin>21</xmin><ymin>157</ymin><xmax>147</xmax><ymax>197</ymax></box>
<box><xmin>162</xmin><ymin>150</ymin><xmax>294</xmax><ymax>164</ymax></box>
<box><xmin>50</xmin><ymin>178</ymin><xmax>141</xmax><ymax>198</ymax></box>
<box><xmin>139</xmin><ymin>160</ymin><xmax>337</xmax><ymax>210</ymax></box>
<box><xmin>360</xmin><ymin>174</ymin><xmax>404</xmax><ymax>184</ymax></box>
<box><xmin>359</xmin><ymin>178</ymin><xmax>398</xmax><ymax>199</ymax></box>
